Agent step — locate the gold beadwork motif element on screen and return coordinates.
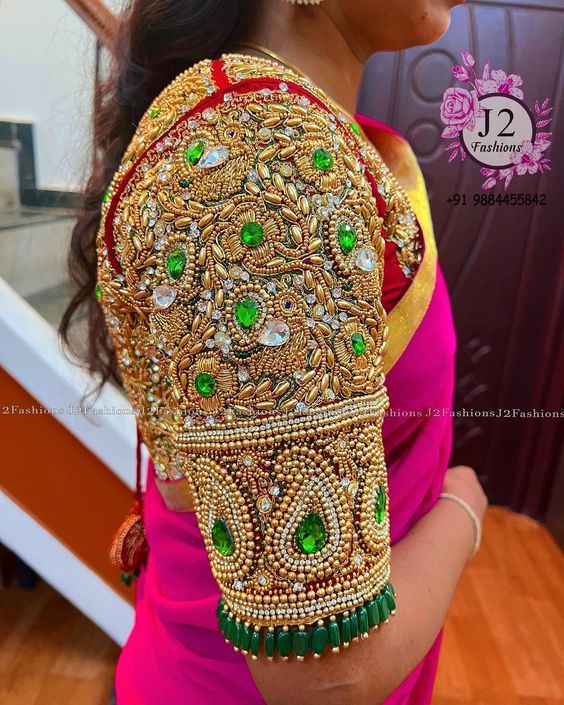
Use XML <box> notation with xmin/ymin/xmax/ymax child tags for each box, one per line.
<box><xmin>96</xmin><ymin>54</ymin><xmax>418</xmax><ymax>642</ymax></box>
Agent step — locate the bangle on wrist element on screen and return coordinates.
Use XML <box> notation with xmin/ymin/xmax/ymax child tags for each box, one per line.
<box><xmin>439</xmin><ymin>492</ymin><xmax>482</xmax><ymax>556</ymax></box>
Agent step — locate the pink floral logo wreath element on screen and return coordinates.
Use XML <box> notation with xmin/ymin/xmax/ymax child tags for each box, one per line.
<box><xmin>440</xmin><ymin>51</ymin><xmax>552</xmax><ymax>190</ymax></box>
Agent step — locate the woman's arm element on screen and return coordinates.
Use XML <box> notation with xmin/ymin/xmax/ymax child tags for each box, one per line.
<box><xmin>246</xmin><ymin>466</ymin><xmax>488</xmax><ymax>705</ymax></box>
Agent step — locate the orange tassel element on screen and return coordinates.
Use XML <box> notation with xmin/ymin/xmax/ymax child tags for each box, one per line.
<box><xmin>109</xmin><ymin>499</ymin><xmax>148</xmax><ymax>582</ymax></box>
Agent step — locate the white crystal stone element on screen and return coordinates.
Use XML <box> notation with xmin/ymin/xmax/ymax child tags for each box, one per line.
<box><xmin>152</xmin><ymin>285</ymin><xmax>176</xmax><ymax>309</ymax></box>
<box><xmin>258</xmin><ymin>320</ymin><xmax>290</xmax><ymax>347</ymax></box>
<box><xmin>197</xmin><ymin>145</ymin><xmax>229</xmax><ymax>169</ymax></box>
<box><xmin>354</xmin><ymin>246</ymin><xmax>378</xmax><ymax>272</ymax></box>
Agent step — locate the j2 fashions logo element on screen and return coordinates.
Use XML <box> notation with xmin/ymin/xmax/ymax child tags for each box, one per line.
<box><xmin>440</xmin><ymin>51</ymin><xmax>553</xmax><ymax>191</ymax></box>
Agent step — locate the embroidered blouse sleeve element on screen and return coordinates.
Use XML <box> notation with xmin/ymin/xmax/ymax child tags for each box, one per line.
<box><xmin>96</xmin><ymin>55</ymin><xmax>408</xmax><ymax>659</ymax></box>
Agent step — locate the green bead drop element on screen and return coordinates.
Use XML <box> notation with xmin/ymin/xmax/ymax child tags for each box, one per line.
<box><xmin>211</xmin><ymin>518</ymin><xmax>234</xmax><ymax>556</ymax></box>
<box><xmin>95</xmin><ymin>283</ymin><xmax>102</xmax><ymax>300</ymax></box>
<box><xmin>367</xmin><ymin>599</ymin><xmax>379</xmax><ymax>628</ymax></box>
<box><xmin>250</xmin><ymin>630</ymin><xmax>261</xmax><ymax>657</ymax></box>
<box><xmin>338</xmin><ymin>222</ymin><xmax>357</xmax><ymax>254</ymax></box>
<box><xmin>384</xmin><ymin>583</ymin><xmax>396</xmax><ymax>612</ymax></box>
<box><xmin>295</xmin><ymin>512</ymin><xmax>326</xmax><ymax>555</ymax></box>
<box><xmin>328</xmin><ymin>621</ymin><xmax>340</xmax><ymax>649</ymax></box>
<box><xmin>240</xmin><ymin>221</ymin><xmax>264</xmax><ymax>247</ymax></box>
<box><xmin>277</xmin><ymin>630</ymin><xmax>291</xmax><ymax>657</ymax></box>
<box><xmin>166</xmin><ymin>248</ymin><xmax>186</xmax><ymax>280</ymax></box>
<box><xmin>377</xmin><ymin>594</ymin><xmax>390</xmax><ymax>622</ymax></box>
<box><xmin>341</xmin><ymin>615</ymin><xmax>351</xmax><ymax>644</ymax></box>
<box><xmin>234</xmin><ymin>297</ymin><xmax>259</xmax><ymax>329</ymax></box>
<box><xmin>311</xmin><ymin>625</ymin><xmax>328</xmax><ymax>655</ymax></box>
<box><xmin>240</xmin><ymin>625</ymin><xmax>253</xmax><ymax>653</ymax></box>
<box><xmin>293</xmin><ymin>629</ymin><xmax>309</xmax><ymax>657</ymax></box>
<box><xmin>194</xmin><ymin>372</ymin><xmax>216</xmax><ymax>397</ymax></box>
<box><xmin>312</xmin><ymin>148</ymin><xmax>334</xmax><ymax>171</ymax></box>
<box><xmin>350</xmin><ymin>331</ymin><xmax>367</xmax><ymax>356</ymax></box>
<box><xmin>265</xmin><ymin>630</ymin><xmax>275</xmax><ymax>657</ymax></box>
<box><xmin>357</xmin><ymin>606</ymin><xmax>369</xmax><ymax>635</ymax></box>
<box><xmin>349</xmin><ymin>611</ymin><xmax>359</xmax><ymax>639</ymax></box>
<box><xmin>229</xmin><ymin>620</ymin><xmax>242</xmax><ymax>648</ymax></box>
<box><xmin>350</xmin><ymin>121</ymin><xmax>361</xmax><ymax>135</ymax></box>
<box><xmin>184</xmin><ymin>140</ymin><xmax>205</xmax><ymax>166</ymax></box>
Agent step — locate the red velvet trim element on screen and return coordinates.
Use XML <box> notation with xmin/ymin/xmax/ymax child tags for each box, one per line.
<box><xmin>210</xmin><ymin>59</ymin><xmax>231</xmax><ymax>89</ymax></box>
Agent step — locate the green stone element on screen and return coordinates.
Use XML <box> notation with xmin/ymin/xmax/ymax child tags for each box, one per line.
<box><xmin>184</xmin><ymin>140</ymin><xmax>205</xmax><ymax>166</ymax></box>
<box><xmin>234</xmin><ymin>297</ymin><xmax>259</xmax><ymax>329</ymax></box>
<box><xmin>95</xmin><ymin>283</ymin><xmax>102</xmax><ymax>300</ymax></box>
<box><xmin>311</xmin><ymin>625</ymin><xmax>328</xmax><ymax>655</ymax></box>
<box><xmin>216</xmin><ymin>599</ymin><xmax>224</xmax><ymax>618</ymax></box>
<box><xmin>240</xmin><ymin>625</ymin><xmax>253</xmax><ymax>653</ymax></box>
<box><xmin>328</xmin><ymin>621</ymin><xmax>340</xmax><ymax>649</ymax></box>
<box><xmin>222</xmin><ymin>615</ymin><xmax>233</xmax><ymax>639</ymax></box>
<box><xmin>179</xmin><ymin>178</ymin><xmax>191</xmax><ymax>188</ymax></box>
<box><xmin>240</xmin><ymin>221</ymin><xmax>264</xmax><ymax>247</ymax></box>
<box><xmin>211</xmin><ymin>518</ymin><xmax>234</xmax><ymax>556</ymax></box>
<box><xmin>341</xmin><ymin>615</ymin><xmax>351</xmax><ymax>644</ymax></box>
<box><xmin>218</xmin><ymin>610</ymin><xmax>229</xmax><ymax>636</ymax></box>
<box><xmin>349</xmin><ymin>611</ymin><xmax>359</xmax><ymax>639</ymax></box>
<box><xmin>377</xmin><ymin>594</ymin><xmax>390</xmax><ymax>622</ymax></box>
<box><xmin>265</xmin><ymin>630</ymin><xmax>275</xmax><ymax>657</ymax></box>
<box><xmin>195</xmin><ymin>372</ymin><xmax>216</xmax><ymax>397</ymax></box>
<box><xmin>229</xmin><ymin>620</ymin><xmax>242</xmax><ymax>647</ymax></box>
<box><xmin>120</xmin><ymin>571</ymin><xmax>133</xmax><ymax>587</ymax></box>
<box><xmin>350</xmin><ymin>121</ymin><xmax>361</xmax><ymax>135</ymax></box>
<box><xmin>250</xmin><ymin>630</ymin><xmax>261</xmax><ymax>657</ymax></box>
<box><xmin>102</xmin><ymin>189</ymin><xmax>111</xmax><ymax>204</ymax></box>
<box><xmin>293</xmin><ymin>629</ymin><xmax>309</xmax><ymax>657</ymax></box>
<box><xmin>384</xmin><ymin>583</ymin><xmax>396</xmax><ymax>612</ymax></box>
<box><xmin>375</xmin><ymin>484</ymin><xmax>387</xmax><ymax>523</ymax></box>
<box><xmin>357</xmin><ymin>606</ymin><xmax>369</xmax><ymax>635</ymax></box>
<box><xmin>350</xmin><ymin>331</ymin><xmax>367</xmax><ymax>356</ymax></box>
<box><xmin>367</xmin><ymin>599</ymin><xmax>379</xmax><ymax>628</ymax></box>
<box><xmin>166</xmin><ymin>248</ymin><xmax>186</xmax><ymax>280</ymax></box>
<box><xmin>338</xmin><ymin>222</ymin><xmax>357</xmax><ymax>254</ymax></box>
<box><xmin>295</xmin><ymin>512</ymin><xmax>326</xmax><ymax>555</ymax></box>
<box><xmin>149</xmin><ymin>106</ymin><xmax>160</xmax><ymax>118</ymax></box>
<box><xmin>277</xmin><ymin>630</ymin><xmax>291</xmax><ymax>657</ymax></box>
<box><xmin>312</xmin><ymin>148</ymin><xmax>334</xmax><ymax>171</ymax></box>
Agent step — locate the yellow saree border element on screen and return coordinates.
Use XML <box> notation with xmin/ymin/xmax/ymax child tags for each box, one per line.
<box><xmin>380</xmin><ymin>135</ymin><xmax>437</xmax><ymax>374</ymax></box>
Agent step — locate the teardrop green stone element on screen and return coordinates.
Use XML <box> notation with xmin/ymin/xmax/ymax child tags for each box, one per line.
<box><xmin>312</xmin><ymin>148</ymin><xmax>334</xmax><ymax>171</ymax></box>
<box><xmin>166</xmin><ymin>248</ymin><xmax>186</xmax><ymax>280</ymax></box>
<box><xmin>194</xmin><ymin>372</ymin><xmax>216</xmax><ymax>397</ymax></box>
<box><xmin>240</xmin><ymin>221</ymin><xmax>264</xmax><ymax>247</ymax></box>
<box><xmin>295</xmin><ymin>512</ymin><xmax>326</xmax><ymax>555</ymax></box>
<box><xmin>211</xmin><ymin>518</ymin><xmax>234</xmax><ymax>556</ymax></box>
<box><xmin>94</xmin><ymin>283</ymin><xmax>102</xmax><ymax>300</ymax></box>
<box><xmin>234</xmin><ymin>297</ymin><xmax>259</xmax><ymax>329</ymax></box>
<box><xmin>375</xmin><ymin>483</ymin><xmax>387</xmax><ymax>523</ymax></box>
<box><xmin>338</xmin><ymin>222</ymin><xmax>357</xmax><ymax>254</ymax></box>
<box><xmin>350</xmin><ymin>332</ymin><xmax>367</xmax><ymax>356</ymax></box>
<box><xmin>184</xmin><ymin>140</ymin><xmax>205</xmax><ymax>166</ymax></box>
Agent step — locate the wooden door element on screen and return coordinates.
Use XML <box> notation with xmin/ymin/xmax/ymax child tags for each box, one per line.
<box><xmin>357</xmin><ymin>0</ymin><xmax>564</xmax><ymax>518</ymax></box>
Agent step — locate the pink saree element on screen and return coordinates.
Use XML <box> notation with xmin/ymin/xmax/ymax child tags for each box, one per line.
<box><xmin>115</xmin><ymin>114</ymin><xmax>457</xmax><ymax>705</ymax></box>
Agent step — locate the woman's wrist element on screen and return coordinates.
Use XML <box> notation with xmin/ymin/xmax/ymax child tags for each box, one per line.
<box><xmin>438</xmin><ymin>492</ymin><xmax>482</xmax><ymax>556</ymax></box>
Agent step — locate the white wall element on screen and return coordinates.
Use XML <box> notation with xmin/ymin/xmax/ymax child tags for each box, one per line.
<box><xmin>0</xmin><ymin>0</ymin><xmax>97</xmax><ymax>192</ymax></box>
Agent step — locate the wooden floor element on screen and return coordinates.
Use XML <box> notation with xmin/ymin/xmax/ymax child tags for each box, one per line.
<box><xmin>1</xmin><ymin>507</ymin><xmax>562</xmax><ymax>705</ymax></box>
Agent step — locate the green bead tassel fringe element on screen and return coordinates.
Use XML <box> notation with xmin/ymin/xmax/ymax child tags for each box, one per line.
<box><xmin>217</xmin><ymin>581</ymin><xmax>396</xmax><ymax>659</ymax></box>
